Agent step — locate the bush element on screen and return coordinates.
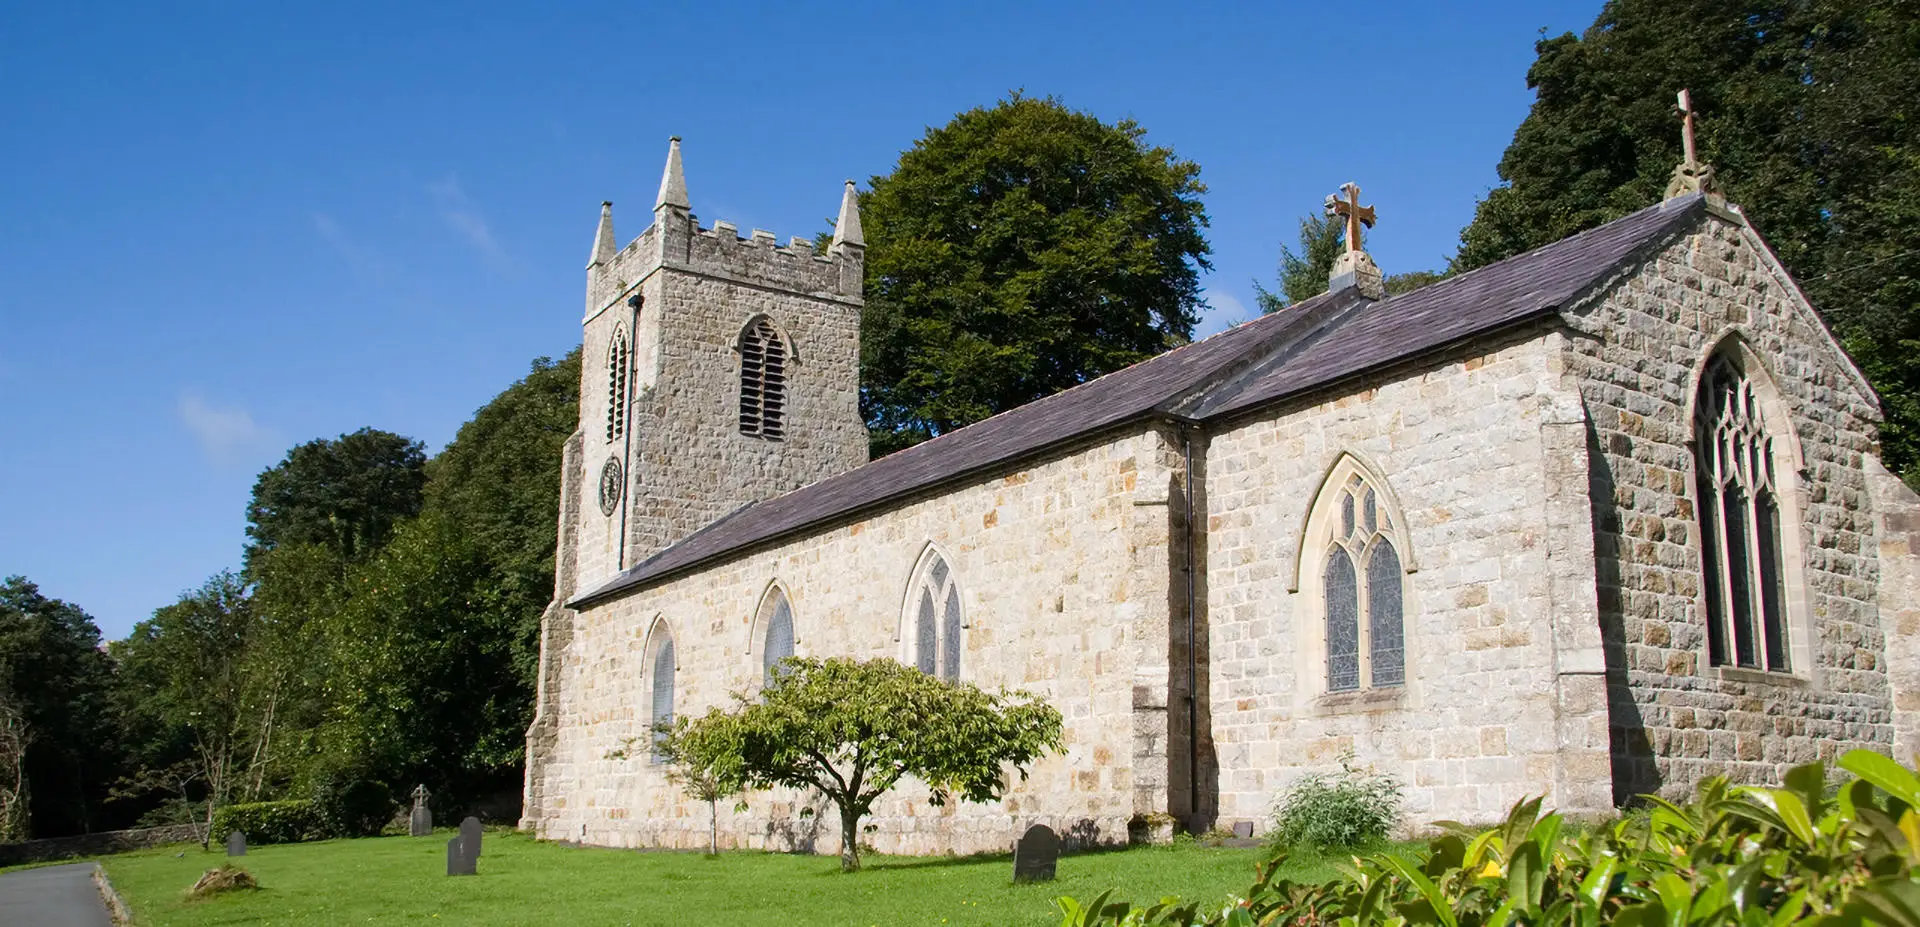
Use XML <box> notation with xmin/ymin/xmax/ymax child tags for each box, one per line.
<box><xmin>1268</xmin><ymin>755</ymin><xmax>1401</xmax><ymax>852</ymax></box>
<box><xmin>209</xmin><ymin>801</ymin><xmax>321</xmax><ymax>845</ymax></box>
<box><xmin>311</xmin><ymin>775</ymin><xmax>394</xmax><ymax>838</ymax></box>
<box><xmin>1059</xmin><ymin>749</ymin><xmax>1920</xmax><ymax>926</ymax></box>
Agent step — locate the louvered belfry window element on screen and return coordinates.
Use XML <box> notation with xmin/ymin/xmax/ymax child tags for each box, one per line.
<box><xmin>606</xmin><ymin>327</ymin><xmax>631</xmax><ymax>442</ymax></box>
<box><xmin>1694</xmin><ymin>353</ymin><xmax>1791</xmax><ymax>672</ymax></box>
<box><xmin>1324</xmin><ymin>473</ymin><xmax>1405</xmax><ymax>692</ymax></box>
<box><xmin>650</xmin><ymin>629</ymin><xmax>675</xmax><ymax>763</ymax></box>
<box><xmin>760</xmin><ymin>588</ymin><xmax>795</xmax><ymax>687</ymax></box>
<box><xmin>911</xmin><ymin>552</ymin><xmax>962</xmax><ymax>681</ymax></box>
<box><xmin>738</xmin><ymin>317</ymin><xmax>787</xmax><ymax>440</ymax></box>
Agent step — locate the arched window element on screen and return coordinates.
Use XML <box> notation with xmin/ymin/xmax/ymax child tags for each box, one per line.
<box><xmin>906</xmin><ymin>549</ymin><xmax>963</xmax><ymax>680</ymax></box>
<box><xmin>647</xmin><ymin>623</ymin><xmax>675</xmax><ymax>763</ymax></box>
<box><xmin>1694</xmin><ymin>350</ymin><xmax>1792</xmax><ymax>672</ymax></box>
<box><xmin>758</xmin><ymin>586</ymin><xmax>795</xmax><ymax>687</ymax></box>
<box><xmin>1302</xmin><ymin>461</ymin><xmax>1408</xmax><ymax>694</ymax></box>
<box><xmin>738</xmin><ymin>317</ymin><xmax>788</xmax><ymax>440</ymax></box>
<box><xmin>606</xmin><ymin>326</ymin><xmax>631</xmax><ymax>442</ymax></box>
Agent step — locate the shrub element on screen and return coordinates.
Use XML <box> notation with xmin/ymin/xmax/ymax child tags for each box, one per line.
<box><xmin>311</xmin><ymin>775</ymin><xmax>394</xmax><ymax>838</ymax></box>
<box><xmin>1268</xmin><ymin>755</ymin><xmax>1401</xmax><ymax>852</ymax></box>
<box><xmin>209</xmin><ymin>800</ymin><xmax>322</xmax><ymax>845</ymax></box>
<box><xmin>1058</xmin><ymin>749</ymin><xmax>1920</xmax><ymax>926</ymax></box>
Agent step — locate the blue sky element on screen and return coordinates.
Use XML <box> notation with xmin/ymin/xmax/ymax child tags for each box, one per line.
<box><xmin>0</xmin><ymin>1</ymin><xmax>1605</xmax><ymax>639</ymax></box>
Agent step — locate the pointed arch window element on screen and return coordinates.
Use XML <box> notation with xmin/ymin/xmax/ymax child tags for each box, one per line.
<box><xmin>1319</xmin><ymin>471</ymin><xmax>1405</xmax><ymax>692</ymax></box>
<box><xmin>648</xmin><ymin>624</ymin><xmax>675</xmax><ymax>763</ymax></box>
<box><xmin>606</xmin><ymin>326</ymin><xmax>632</xmax><ymax>442</ymax></box>
<box><xmin>907</xmin><ymin>550</ymin><xmax>963</xmax><ymax>681</ymax></box>
<box><xmin>1694</xmin><ymin>351</ymin><xmax>1792</xmax><ymax>672</ymax></box>
<box><xmin>759</xmin><ymin>586</ymin><xmax>795</xmax><ymax>687</ymax></box>
<box><xmin>738</xmin><ymin>317</ymin><xmax>788</xmax><ymax>440</ymax></box>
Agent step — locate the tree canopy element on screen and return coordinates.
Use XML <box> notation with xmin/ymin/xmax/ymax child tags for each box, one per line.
<box><xmin>663</xmin><ymin>657</ymin><xmax>1062</xmax><ymax>871</ymax></box>
<box><xmin>858</xmin><ymin>94</ymin><xmax>1211</xmax><ymax>456</ymax></box>
<box><xmin>1453</xmin><ymin>0</ymin><xmax>1920</xmax><ymax>475</ymax></box>
<box><xmin>0</xmin><ymin>577</ymin><xmax>120</xmax><ymax>838</ymax></box>
<box><xmin>244</xmin><ymin>428</ymin><xmax>428</xmax><ymax>565</ymax></box>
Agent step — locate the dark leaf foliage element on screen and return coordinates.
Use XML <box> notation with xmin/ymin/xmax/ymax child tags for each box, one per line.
<box><xmin>859</xmin><ymin>94</ymin><xmax>1211</xmax><ymax>455</ymax></box>
<box><xmin>1453</xmin><ymin>0</ymin><xmax>1920</xmax><ymax>476</ymax></box>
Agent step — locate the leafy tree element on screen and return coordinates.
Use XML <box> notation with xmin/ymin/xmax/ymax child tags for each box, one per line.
<box><xmin>114</xmin><ymin>571</ymin><xmax>257</xmax><ymax>843</ymax></box>
<box><xmin>859</xmin><ymin>94</ymin><xmax>1211</xmax><ymax>456</ymax></box>
<box><xmin>666</xmin><ymin>657</ymin><xmax>1062</xmax><ymax>871</ymax></box>
<box><xmin>245</xmin><ymin>428</ymin><xmax>427</xmax><ymax>566</ymax></box>
<box><xmin>1452</xmin><ymin>0</ymin><xmax>1920</xmax><ymax>475</ymax></box>
<box><xmin>0</xmin><ymin>577</ymin><xmax>122</xmax><ymax>837</ymax></box>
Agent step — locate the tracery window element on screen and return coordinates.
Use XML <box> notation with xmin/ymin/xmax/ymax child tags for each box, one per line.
<box><xmin>648</xmin><ymin>623</ymin><xmax>675</xmax><ymax>763</ymax></box>
<box><xmin>1320</xmin><ymin>472</ymin><xmax>1405</xmax><ymax>692</ymax></box>
<box><xmin>759</xmin><ymin>586</ymin><xmax>795</xmax><ymax>687</ymax></box>
<box><xmin>907</xmin><ymin>549</ymin><xmax>963</xmax><ymax>681</ymax></box>
<box><xmin>738</xmin><ymin>317</ymin><xmax>788</xmax><ymax>440</ymax></box>
<box><xmin>606</xmin><ymin>326</ymin><xmax>631</xmax><ymax>442</ymax></box>
<box><xmin>1694</xmin><ymin>351</ymin><xmax>1791</xmax><ymax>672</ymax></box>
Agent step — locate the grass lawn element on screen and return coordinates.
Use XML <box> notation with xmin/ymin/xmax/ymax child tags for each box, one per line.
<box><xmin>99</xmin><ymin>831</ymin><xmax>1308</xmax><ymax>926</ymax></box>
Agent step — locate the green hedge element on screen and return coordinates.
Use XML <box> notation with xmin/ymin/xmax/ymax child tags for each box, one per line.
<box><xmin>210</xmin><ymin>800</ymin><xmax>323</xmax><ymax>845</ymax></box>
<box><xmin>1060</xmin><ymin>749</ymin><xmax>1920</xmax><ymax>926</ymax></box>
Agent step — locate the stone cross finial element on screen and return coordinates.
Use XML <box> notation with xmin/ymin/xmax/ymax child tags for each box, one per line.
<box><xmin>1324</xmin><ymin>183</ymin><xmax>1376</xmax><ymax>255</ymax></box>
<box><xmin>1666</xmin><ymin>90</ymin><xmax>1717</xmax><ymax>198</ymax></box>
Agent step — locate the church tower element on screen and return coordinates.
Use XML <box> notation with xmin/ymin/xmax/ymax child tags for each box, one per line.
<box><xmin>565</xmin><ymin>138</ymin><xmax>868</xmax><ymax>597</ymax></box>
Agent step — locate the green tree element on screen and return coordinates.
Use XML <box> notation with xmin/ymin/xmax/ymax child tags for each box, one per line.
<box><xmin>859</xmin><ymin>94</ymin><xmax>1211</xmax><ymax>456</ymax></box>
<box><xmin>245</xmin><ymin>428</ymin><xmax>428</xmax><ymax>566</ymax></box>
<box><xmin>665</xmin><ymin>657</ymin><xmax>1062</xmax><ymax>871</ymax></box>
<box><xmin>0</xmin><ymin>577</ymin><xmax>122</xmax><ymax>837</ymax></box>
<box><xmin>1452</xmin><ymin>0</ymin><xmax>1920</xmax><ymax>475</ymax></box>
<box><xmin>114</xmin><ymin>572</ymin><xmax>257</xmax><ymax>843</ymax></box>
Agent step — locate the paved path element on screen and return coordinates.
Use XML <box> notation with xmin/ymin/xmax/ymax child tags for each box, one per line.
<box><xmin>0</xmin><ymin>863</ymin><xmax>113</xmax><ymax>927</ymax></box>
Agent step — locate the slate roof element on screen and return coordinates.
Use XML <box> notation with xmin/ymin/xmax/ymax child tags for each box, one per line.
<box><xmin>573</xmin><ymin>194</ymin><xmax>1707</xmax><ymax>605</ymax></box>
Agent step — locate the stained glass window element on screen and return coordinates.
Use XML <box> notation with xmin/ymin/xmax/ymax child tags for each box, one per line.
<box><xmin>1320</xmin><ymin>467</ymin><xmax>1408</xmax><ymax>692</ymax></box>
<box><xmin>761</xmin><ymin>590</ymin><xmax>794</xmax><ymax>687</ymax></box>
<box><xmin>1693</xmin><ymin>351</ymin><xmax>1792</xmax><ymax>672</ymax></box>
<box><xmin>910</xmin><ymin>551</ymin><xmax>963</xmax><ymax>680</ymax></box>
<box><xmin>650</xmin><ymin>630</ymin><xmax>675</xmax><ymax>763</ymax></box>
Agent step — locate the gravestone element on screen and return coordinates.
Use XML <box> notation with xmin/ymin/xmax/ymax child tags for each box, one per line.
<box><xmin>225</xmin><ymin>830</ymin><xmax>246</xmax><ymax>857</ymax></box>
<box><xmin>1232</xmin><ymin>821</ymin><xmax>1254</xmax><ymax>839</ymax></box>
<box><xmin>1012</xmin><ymin>823</ymin><xmax>1059</xmax><ymax>882</ymax></box>
<box><xmin>460</xmin><ymin>816</ymin><xmax>483</xmax><ymax>858</ymax></box>
<box><xmin>409</xmin><ymin>784</ymin><xmax>433</xmax><ymax>837</ymax></box>
<box><xmin>446</xmin><ymin>835</ymin><xmax>476</xmax><ymax>876</ymax></box>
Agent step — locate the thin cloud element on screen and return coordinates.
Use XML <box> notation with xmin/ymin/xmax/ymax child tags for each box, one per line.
<box><xmin>427</xmin><ymin>176</ymin><xmax>506</xmax><ymax>262</ymax></box>
<box><xmin>1197</xmin><ymin>287</ymin><xmax>1255</xmax><ymax>337</ymax></box>
<box><xmin>178</xmin><ymin>391</ymin><xmax>276</xmax><ymax>465</ymax></box>
<box><xmin>314</xmin><ymin>213</ymin><xmax>390</xmax><ymax>282</ymax></box>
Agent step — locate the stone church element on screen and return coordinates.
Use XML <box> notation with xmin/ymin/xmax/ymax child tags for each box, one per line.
<box><xmin>520</xmin><ymin>134</ymin><xmax>1920</xmax><ymax>855</ymax></box>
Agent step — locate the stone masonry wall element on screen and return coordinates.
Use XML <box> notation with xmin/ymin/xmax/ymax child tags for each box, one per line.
<box><xmin>529</xmin><ymin>426</ymin><xmax>1187</xmax><ymax>856</ymax></box>
<box><xmin>1559</xmin><ymin>206</ymin><xmax>1891</xmax><ymax>801</ymax></box>
<box><xmin>1866</xmin><ymin>457</ymin><xmax>1920</xmax><ymax>764</ymax></box>
<box><xmin>1202</xmin><ymin>328</ymin><xmax>1612</xmax><ymax>831</ymax></box>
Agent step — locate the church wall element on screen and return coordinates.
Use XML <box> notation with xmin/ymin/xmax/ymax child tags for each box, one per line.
<box><xmin>1865</xmin><ymin>457</ymin><xmax>1920</xmax><ymax>763</ymax></box>
<box><xmin>1559</xmin><ymin>210</ymin><xmax>1891</xmax><ymax>801</ymax></box>
<box><xmin>1202</xmin><ymin>329</ymin><xmax>1606</xmax><ymax>831</ymax></box>
<box><xmin>528</xmin><ymin>425</ymin><xmax>1186</xmax><ymax>856</ymax></box>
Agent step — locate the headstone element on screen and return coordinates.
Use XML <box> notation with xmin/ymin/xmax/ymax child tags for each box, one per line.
<box><xmin>460</xmin><ymin>816</ymin><xmax>483</xmax><ymax>858</ymax></box>
<box><xmin>446</xmin><ymin>835</ymin><xmax>475</xmax><ymax>876</ymax></box>
<box><xmin>1232</xmin><ymin>820</ymin><xmax>1254</xmax><ymax>839</ymax></box>
<box><xmin>225</xmin><ymin>830</ymin><xmax>246</xmax><ymax>857</ymax></box>
<box><xmin>409</xmin><ymin>784</ymin><xmax>434</xmax><ymax>837</ymax></box>
<box><xmin>1012</xmin><ymin>823</ymin><xmax>1059</xmax><ymax>882</ymax></box>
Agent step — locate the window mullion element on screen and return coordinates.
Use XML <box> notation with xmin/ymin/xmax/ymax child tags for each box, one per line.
<box><xmin>1355</xmin><ymin>540</ymin><xmax>1371</xmax><ymax>689</ymax></box>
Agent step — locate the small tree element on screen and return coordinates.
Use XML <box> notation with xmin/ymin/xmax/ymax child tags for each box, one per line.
<box><xmin>643</xmin><ymin>718</ymin><xmax>748</xmax><ymax>857</ymax></box>
<box><xmin>673</xmin><ymin>657</ymin><xmax>1063</xmax><ymax>871</ymax></box>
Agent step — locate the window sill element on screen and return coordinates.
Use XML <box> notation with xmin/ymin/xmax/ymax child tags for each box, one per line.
<box><xmin>1313</xmin><ymin>687</ymin><xmax>1406</xmax><ymax>716</ymax></box>
<box><xmin>1714</xmin><ymin>666</ymin><xmax>1808</xmax><ymax>688</ymax></box>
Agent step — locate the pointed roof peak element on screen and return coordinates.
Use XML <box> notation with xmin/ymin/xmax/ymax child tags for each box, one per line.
<box><xmin>831</xmin><ymin>179</ymin><xmax>864</xmax><ymax>250</ymax></box>
<box><xmin>588</xmin><ymin>201</ymin><xmax>616</xmax><ymax>268</ymax></box>
<box><xmin>655</xmin><ymin>137</ymin><xmax>689</xmax><ymax>211</ymax></box>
